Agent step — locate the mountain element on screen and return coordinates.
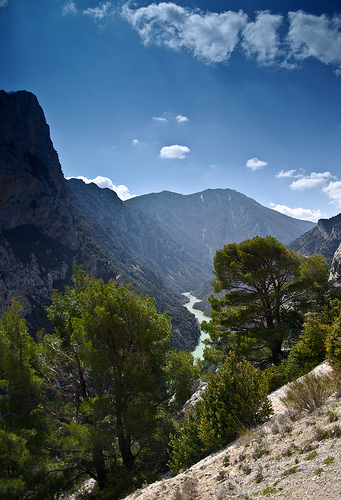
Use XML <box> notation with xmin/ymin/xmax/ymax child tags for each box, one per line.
<box><xmin>288</xmin><ymin>213</ymin><xmax>341</xmax><ymax>265</ymax></box>
<box><xmin>67</xmin><ymin>178</ymin><xmax>210</xmax><ymax>294</ymax></box>
<box><xmin>0</xmin><ymin>90</ymin><xmax>200</xmax><ymax>349</ymax></box>
<box><xmin>0</xmin><ymin>89</ymin><xmax>317</xmax><ymax>350</ymax></box>
<box><xmin>125</xmin><ymin>189</ymin><xmax>315</xmax><ymax>273</ymax></box>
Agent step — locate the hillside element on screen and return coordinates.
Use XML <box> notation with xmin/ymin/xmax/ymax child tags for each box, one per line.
<box><xmin>0</xmin><ymin>90</ymin><xmax>200</xmax><ymax>349</ymax></box>
<box><xmin>125</xmin><ymin>363</ymin><xmax>341</xmax><ymax>500</ymax></box>
<box><xmin>288</xmin><ymin>213</ymin><xmax>341</xmax><ymax>265</ymax></box>
<box><xmin>125</xmin><ymin>189</ymin><xmax>315</xmax><ymax>274</ymax></box>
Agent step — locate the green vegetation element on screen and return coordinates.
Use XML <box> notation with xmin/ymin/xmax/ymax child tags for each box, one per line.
<box><xmin>0</xmin><ymin>269</ymin><xmax>198</xmax><ymax>498</ymax></box>
<box><xmin>1</xmin><ymin>235</ymin><xmax>341</xmax><ymax>498</ymax></box>
<box><xmin>168</xmin><ymin>353</ymin><xmax>272</xmax><ymax>474</ymax></box>
<box><xmin>202</xmin><ymin>236</ymin><xmax>330</xmax><ymax>366</ymax></box>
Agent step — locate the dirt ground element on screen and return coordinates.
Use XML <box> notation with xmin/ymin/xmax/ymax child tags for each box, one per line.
<box><xmin>125</xmin><ymin>362</ymin><xmax>341</xmax><ymax>500</ymax></box>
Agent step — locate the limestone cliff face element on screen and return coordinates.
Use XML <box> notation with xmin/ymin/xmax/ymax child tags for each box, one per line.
<box><xmin>0</xmin><ymin>91</ymin><xmax>108</xmax><ymax>331</ymax></box>
<box><xmin>330</xmin><ymin>242</ymin><xmax>341</xmax><ymax>282</ymax></box>
<box><xmin>0</xmin><ymin>90</ymin><xmax>199</xmax><ymax>348</ymax></box>
<box><xmin>0</xmin><ymin>90</ymin><xmax>78</xmax><ymax>248</ymax></box>
<box><xmin>289</xmin><ymin>213</ymin><xmax>341</xmax><ymax>266</ymax></box>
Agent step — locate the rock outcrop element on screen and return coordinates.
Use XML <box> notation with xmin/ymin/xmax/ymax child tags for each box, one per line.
<box><xmin>288</xmin><ymin>213</ymin><xmax>341</xmax><ymax>265</ymax></box>
<box><xmin>0</xmin><ymin>90</ymin><xmax>200</xmax><ymax>348</ymax></box>
<box><xmin>329</xmin><ymin>242</ymin><xmax>341</xmax><ymax>282</ymax></box>
<box><xmin>0</xmin><ymin>90</ymin><xmax>78</xmax><ymax>248</ymax></box>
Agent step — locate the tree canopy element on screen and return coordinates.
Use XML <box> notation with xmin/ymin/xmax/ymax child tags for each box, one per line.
<box><xmin>202</xmin><ymin>236</ymin><xmax>330</xmax><ymax>365</ymax></box>
<box><xmin>0</xmin><ymin>268</ymin><xmax>197</xmax><ymax>498</ymax></box>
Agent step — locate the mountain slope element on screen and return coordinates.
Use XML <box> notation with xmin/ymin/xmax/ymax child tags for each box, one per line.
<box><xmin>0</xmin><ymin>90</ymin><xmax>200</xmax><ymax>349</ymax></box>
<box><xmin>67</xmin><ymin>178</ymin><xmax>211</xmax><ymax>293</ymax></box>
<box><xmin>288</xmin><ymin>213</ymin><xmax>341</xmax><ymax>265</ymax></box>
<box><xmin>125</xmin><ymin>189</ymin><xmax>315</xmax><ymax>272</ymax></box>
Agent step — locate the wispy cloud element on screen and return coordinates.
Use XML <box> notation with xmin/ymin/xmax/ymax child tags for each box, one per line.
<box><xmin>62</xmin><ymin>1</ymin><xmax>77</xmax><ymax>16</ymax></box>
<box><xmin>246</xmin><ymin>157</ymin><xmax>268</xmax><ymax>171</ymax></box>
<box><xmin>153</xmin><ymin>116</ymin><xmax>168</xmax><ymax>122</ymax></box>
<box><xmin>176</xmin><ymin>114</ymin><xmax>189</xmax><ymax>123</ymax></box>
<box><xmin>270</xmin><ymin>203</ymin><xmax>322</xmax><ymax>222</ymax></box>
<box><xmin>159</xmin><ymin>145</ymin><xmax>190</xmax><ymax>159</ymax></box>
<box><xmin>67</xmin><ymin>175</ymin><xmax>137</xmax><ymax>200</ymax></box>
<box><xmin>322</xmin><ymin>181</ymin><xmax>341</xmax><ymax>206</ymax></box>
<box><xmin>242</xmin><ymin>11</ymin><xmax>283</xmax><ymax>65</ymax></box>
<box><xmin>132</xmin><ymin>139</ymin><xmax>145</xmax><ymax>146</ymax></box>
<box><xmin>119</xmin><ymin>3</ymin><xmax>341</xmax><ymax>72</ymax></box>
<box><xmin>0</xmin><ymin>0</ymin><xmax>9</xmax><ymax>8</ymax></box>
<box><xmin>290</xmin><ymin>171</ymin><xmax>333</xmax><ymax>190</ymax></box>
<box><xmin>83</xmin><ymin>1</ymin><xmax>114</xmax><ymax>20</ymax></box>
<box><xmin>276</xmin><ymin>169</ymin><xmax>296</xmax><ymax>178</ymax></box>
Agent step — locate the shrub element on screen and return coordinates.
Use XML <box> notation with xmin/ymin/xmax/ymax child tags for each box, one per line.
<box><xmin>281</xmin><ymin>313</ymin><xmax>329</xmax><ymax>381</ymax></box>
<box><xmin>281</xmin><ymin>372</ymin><xmax>334</xmax><ymax>413</ymax></box>
<box><xmin>169</xmin><ymin>353</ymin><xmax>272</xmax><ymax>473</ymax></box>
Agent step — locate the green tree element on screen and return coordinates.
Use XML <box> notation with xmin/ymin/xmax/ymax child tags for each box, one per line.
<box><xmin>169</xmin><ymin>352</ymin><xmax>272</xmax><ymax>473</ymax></box>
<box><xmin>0</xmin><ymin>270</ymin><xmax>197</xmax><ymax>496</ymax></box>
<box><xmin>202</xmin><ymin>236</ymin><xmax>303</xmax><ymax>364</ymax></box>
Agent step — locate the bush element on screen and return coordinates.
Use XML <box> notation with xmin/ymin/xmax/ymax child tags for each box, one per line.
<box><xmin>281</xmin><ymin>313</ymin><xmax>329</xmax><ymax>381</ymax></box>
<box><xmin>281</xmin><ymin>372</ymin><xmax>334</xmax><ymax>413</ymax></box>
<box><xmin>169</xmin><ymin>353</ymin><xmax>272</xmax><ymax>473</ymax></box>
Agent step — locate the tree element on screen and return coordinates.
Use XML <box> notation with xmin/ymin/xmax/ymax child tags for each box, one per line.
<box><xmin>168</xmin><ymin>352</ymin><xmax>272</xmax><ymax>473</ymax></box>
<box><xmin>202</xmin><ymin>236</ymin><xmax>304</xmax><ymax>364</ymax></box>
<box><xmin>0</xmin><ymin>269</ymin><xmax>198</xmax><ymax>497</ymax></box>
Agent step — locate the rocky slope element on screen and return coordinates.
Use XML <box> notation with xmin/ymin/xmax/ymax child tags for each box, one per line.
<box><xmin>0</xmin><ymin>90</ymin><xmax>199</xmax><ymax>348</ymax></box>
<box><xmin>288</xmin><ymin>213</ymin><xmax>341</xmax><ymax>266</ymax></box>
<box><xmin>125</xmin><ymin>363</ymin><xmax>341</xmax><ymax>500</ymax></box>
<box><xmin>125</xmin><ymin>189</ymin><xmax>315</xmax><ymax>274</ymax></box>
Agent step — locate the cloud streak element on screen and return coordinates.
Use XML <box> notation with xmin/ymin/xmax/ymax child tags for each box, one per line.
<box><xmin>270</xmin><ymin>203</ymin><xmax>322</xmax><ymax>222</ymax></box>
<box><xmin>290</xmin><ymin>171</ymin><xmax>333</xmax><ymax>190</ymax></box>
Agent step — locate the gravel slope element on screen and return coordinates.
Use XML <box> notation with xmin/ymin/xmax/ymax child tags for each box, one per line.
<box><xmin>126</xmin><ymin>362</ymin><xmax>341</xmax><ymax>500</ymax></box>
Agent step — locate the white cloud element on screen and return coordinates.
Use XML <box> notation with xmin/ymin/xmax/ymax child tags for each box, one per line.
<box><xmin>276</xmin><ymin>169</ymin><xmax>296</xmax><ymax>178</ymax></box>
<box><xmin>119</xmin><ymin>3</ymin><xmax>341</xmax><ymax>71</ymax></box>
<box><xmin>132</xmin><ymin>139</ymin><xmax>144</xmax><ymax>146</ymax></box>
<box><xmin>176</xmin><ymin>114</ymin><xmax>189</xmax><ymax>123</ymax></box>
<box><xmin>159</xmin><ymin>145</ymin><xmax>190</xmax><ymax>159</ymax></box>
<box><xmin>0</xmin><ymin>0</ymin><xmax>9</xmax><ymax>7</ymax></box>
<box><xmin>67</xmin><ymin>175</ymin><xmax>137</xmax><ymax>200</ymax></box>
<box><xmin>246</xmin><ymin>157</ymin><xmax>268</xmax><ymax>171</ymax></box>
<box><xmin>287</xmin><ymin>11</ymin><xmax>341</xmax><ymax>72</ymax></box>
<box><xmin>83</xmin><ymin>1</ymin><xmax>114</xmax><ymax>20</ymax></box>
<box><xmin>290</xmin><ymin>171</ymin><xmax>333</xmax><ymax>190</ymax></box>
<box><xmin>121</xmin><ymin>3</ymin><xmax>247</xmax><ymax>64</ymax></box>
<box><xmin>62</xmin><ymin>1</ymin><xmax>77</xmax><ymax>15</ymax></box>
<box><xmin>242</xmin><ymin>11</ymin><xmax>283</xmax><ymax>65</ymax></box>
<box><xmin>270</xmin><ymin>203</ymin><xmax>321</xmax><ymax>222</ymax></box>
<box><xmin>322</xmin><ymin>181</ymin><xmax>341</xmax><ymax>206</ymax></box>
<box><xmin>153</xmin><ymin>116</ymin><xmax>168</xmax><ymax>122</ymax></box>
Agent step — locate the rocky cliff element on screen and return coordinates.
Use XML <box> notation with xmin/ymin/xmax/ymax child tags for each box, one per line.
<box><xmin>288</xmin><ymin>213</ymin><xmax>341</xmax><ymax>265</ymax></box>
<box><xmin>0</xmin><ymin>90</ymin><xmax>200</xmax><ymax>349</ymax></box>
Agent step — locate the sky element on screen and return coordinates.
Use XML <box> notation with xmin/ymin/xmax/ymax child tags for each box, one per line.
<box><xmin>1</xmin><ymin>0</ymin><xmax>341</xmax><ymax>222</ymax></box>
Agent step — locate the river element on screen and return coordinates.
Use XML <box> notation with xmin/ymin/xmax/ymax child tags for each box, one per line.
<box><xmin>182</xmin><ymin>292</ymin><xmax>210</xmax><ymax>360</ymax></box>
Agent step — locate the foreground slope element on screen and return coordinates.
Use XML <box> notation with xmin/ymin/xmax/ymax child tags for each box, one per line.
<box><xmin>125</xmin><ymin>364</ymin><xmax>341</xmax><ymax>500</ymax></box>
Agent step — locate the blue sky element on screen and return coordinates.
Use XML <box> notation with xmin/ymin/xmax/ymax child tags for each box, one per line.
<box><xmin>2</xmin><ymin>0</ymin><xmax>341</xmax><ymax>221</ymax></box>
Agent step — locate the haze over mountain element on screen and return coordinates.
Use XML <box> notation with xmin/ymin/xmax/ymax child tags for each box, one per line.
<box><xmin>0</xmin><ymin>89</ymin><xmax>321</xmax><ymax>350</ymax></box>
<box><xmin>125</xmin><ymin>190</ymin><xmax>314</xmax><ymax>273</ymax></box>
